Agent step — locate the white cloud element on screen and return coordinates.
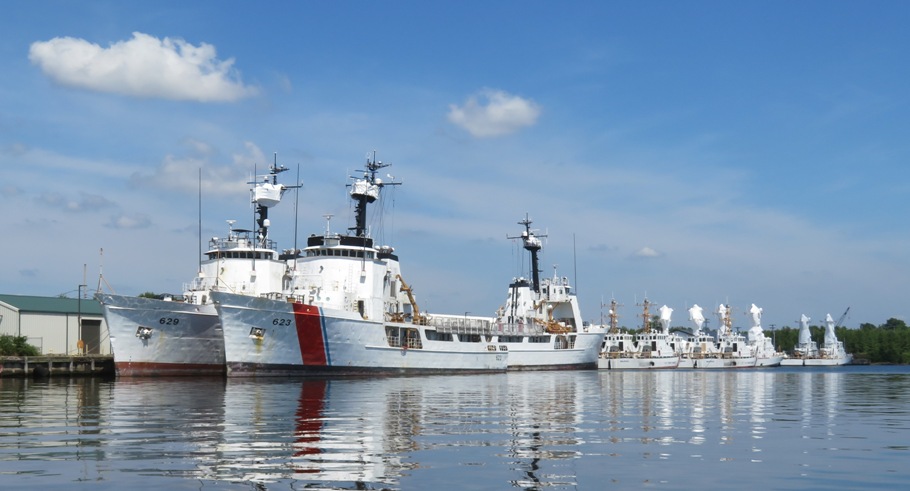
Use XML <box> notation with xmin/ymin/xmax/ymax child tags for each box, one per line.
<box><xmin>28</xmin><ymin>32</ymin><xmax>258</xmax><ymax>102</ymax></box>
<box><xmin>130</xmin><ymin>140</ymin><xmax>267</xmax><ymax>196</ymax></box>
<box><xmin>107</xmin><ymin>213</ymin><xmax>152</xmax><ymax>229</ymax></box>
<box><xmin>36</xmin><ymin>191</ymin><xmax>115</xmax><ymax>212</ymax></box>
<box><xmin>634</xmin><ymin>246</ymin><xmax>662</xmax><ymax>258</ymax></box>
<box><xmin>447</xmin><ymin>89</ymin><xmax>541</xmax><ymax>137</ymax></box>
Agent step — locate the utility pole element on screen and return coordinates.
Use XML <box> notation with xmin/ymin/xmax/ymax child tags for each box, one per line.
<box><xmin>76</xmin><ymin>284</ymin><xmax>86</xmax><ymax>355</ymax></box>
<box><xmin>76</xmin><ymin>263</ymin><xmax>87</xmax><ymax>356</ymax></box>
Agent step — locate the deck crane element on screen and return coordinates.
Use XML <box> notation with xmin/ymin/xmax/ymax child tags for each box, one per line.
<box><xmin>396</xmin><ymin>274</ymin><xmax>427</xmax><ymax>325</ymax></box>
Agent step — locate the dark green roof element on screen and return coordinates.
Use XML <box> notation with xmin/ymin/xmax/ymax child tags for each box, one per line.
<box><xmin>0</xmin><ymin>294</ymin><xmax>103</xmax><ymax>316</ymax></box>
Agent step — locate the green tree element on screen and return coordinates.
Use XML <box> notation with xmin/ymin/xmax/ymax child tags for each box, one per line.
<box><xmin>0</xmin><ymin>335</ymin><xmax>40</xmax><ymax>356</ymax></box>
<box><xmin>774</xmin><ymin>326</ymin><xmax>799</xmax><ymax>352</ymax></box>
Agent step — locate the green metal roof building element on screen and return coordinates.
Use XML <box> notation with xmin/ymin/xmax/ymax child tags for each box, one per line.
<box><xmin>0</xmin><ymin>294</ymin><xmax>109</xmax><ymax>355</ymax></box>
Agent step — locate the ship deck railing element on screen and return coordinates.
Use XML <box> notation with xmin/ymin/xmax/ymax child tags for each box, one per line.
<box><xmin>603</xmin><ymin>351</ymin><xmax>674</xmax><ymax>359</ymax></box>
<box><xmin>208</xmin><ymin>235</ymin><xmax>277</xmax><ymax>252</ymax></box>
<box><xmin>429</xmin><ymin>316</ymin><xmax>546</xmax><ymax>336</ymax></box>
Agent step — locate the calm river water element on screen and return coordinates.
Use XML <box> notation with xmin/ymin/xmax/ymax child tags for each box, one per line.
<box><xmin>1</xmin><ymin>366</ymin><xmax>908</xmax><ymax>490</ymax></box>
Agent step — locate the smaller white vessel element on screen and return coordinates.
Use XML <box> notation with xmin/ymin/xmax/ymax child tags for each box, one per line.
<box><xmin>689</xmin><ymin>304</ymin><xmax>756</xmax><ymax>369</ymax></box>
<box><xmin>746</xmin><ymin>304</ymin><xmax>784</xmax><ymax>367</ymax></box>
<box><xmin>597</xmin><ymin>299</ymin><xmax>636</xmax><ymax>367</ymax></box>
<box><xmin>781</xmin><ymin>310</ymin><xmax>853</xmax><ymax>366</ymax></box>
<box><xmin>598</xmin><ymin>299</ymin><xmax>679</xmax><ymax>370</ymax></box>
<box><xmin>671</xmin><ymin>304</ymin><xmax>706</xmax><ymax>368</ymax></box>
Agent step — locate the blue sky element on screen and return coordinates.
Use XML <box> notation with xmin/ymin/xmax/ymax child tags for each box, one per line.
<box><xmin>1</xmin><ymin>1</ymin><xmax>908</xmax><ymax>331</ymax></box>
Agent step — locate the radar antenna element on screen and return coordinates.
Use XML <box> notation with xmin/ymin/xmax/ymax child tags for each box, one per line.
<box><xmin>507</xmin><ymin>213</ymin><xmax>547</xmax><ymax>293</ymax></box>
<box><xmin>347</xmin><ymin>151</ymin><xmax>401</xmax><ymax>237</ymax></box>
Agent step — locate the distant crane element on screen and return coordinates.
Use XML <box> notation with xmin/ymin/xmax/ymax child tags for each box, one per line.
<box><xmin>834</xmin><ymin>307</ymin><xmax>851</xmax><ymax>328</ymax></box>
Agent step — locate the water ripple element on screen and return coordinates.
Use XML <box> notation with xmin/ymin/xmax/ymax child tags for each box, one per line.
<box><xmin>2</xmin><ymin>367</ymin><xmax>910</xmax><ymax>489</ymax></box>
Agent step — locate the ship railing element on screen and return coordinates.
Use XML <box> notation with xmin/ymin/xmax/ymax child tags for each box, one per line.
<box><xmin>603</xmin><ymin>351</ymin><xmax>639</xmax><ymax>359</ymax></box>
<box><xmin>184</xmin><ymin>282</ymin><xmax>270</xmax><ymax>299</ymax></box>
<box><xmin>429</xmin><ymin>316</ymin><xmax>493</xmax><ymax>335</ymax></box>
<box><xmin>602</xmin><ymin>346</ymin><xmax>622</xmax><ymax>359</ymax></box>
<box><xmin>184</xmin><ymin>277</ymin><xmax>208</xmax><ymax>292</ymax></box>
<box><xmin>209</xmin><ymin>235</ymin><xmax>277</xmax><ymax>252</ymax></box>
<box><xmin>428</xmin><ymin>317</ymin><xmax>548</xmax><ymax>336</ymax></box>
<box><xmin>491</xmin><ymin>321</ymin><xmax>546</xmax><ymax>335</ymax></box>
<box><xmin>185</xmin><ymin>278</ymin><xmax>260</xmax><ymax>294</ymax></box>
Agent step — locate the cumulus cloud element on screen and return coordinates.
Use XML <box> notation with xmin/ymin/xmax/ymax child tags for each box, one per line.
<box><xmin>634</xmin><ymin>246</ymin><xmax>662</xmax><ymax>258</ymax></box>
<box><xmin>448</xmin><ymin>89</ymin><xmax>541</xmax><ymax>137</ymax></box>
<box><xmin>28</xmin><ymin>32</ymin><xmax>258</xmax><ymax>102</ymax></box>
<box><xmin>106</xmin><ymin>213</ymin><xmax>152</xmax><ymax>229</ymax></box>
<box><xmin>37</xmin><ymin>192</ymin><xmax>116</xmax><ymax>212</ymax></box>
<box><xmin>130</xmin><ymin>140</ymin><xmax>268</xmax><ymax>196</ymax></box>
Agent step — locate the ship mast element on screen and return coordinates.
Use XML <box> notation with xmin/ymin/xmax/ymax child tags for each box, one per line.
<box><xmin>638</xmin><ymin>297</ymin><xmax>653</xmax><ymax>334</ymax></box>
<box><xmin>508</xmin><ymin>214</ymin><xmax>546</xmax><ymax>293</ymax></box>
<box><xmin>250</xmin><ymin>154</ymin><xmax>297</xmax><ymax>248</ymax></box>
<box><xmin>348</xmin><ymin>151</ymin><xmax>399</xmax><ymax>238</ymax></box>
<box><xmin>724</xmin><ymin>303</ymin><xmax>734</xmax><ymax>335</ymax></box>
<box><xmin>608</xmin><ymin>298</ymin><xmax>621</xmax><ymax>334</ymax></box>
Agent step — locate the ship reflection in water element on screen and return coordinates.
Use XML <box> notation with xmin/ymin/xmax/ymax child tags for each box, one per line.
<box><xmin>1</xmin><ymin>368</ymin><xmax>909</xmax><ymax>490</ymax></box>
<box><xmin>215</xmin><ymin>378</ymin><xmax>420</xmax><ymax>486</ymax></box>
<box><xmin>212</xmin><ymin>374</ymin><xmax>593</xmax><ymax>488</ymax></box>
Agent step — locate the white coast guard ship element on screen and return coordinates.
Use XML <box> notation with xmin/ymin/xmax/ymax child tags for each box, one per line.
<box><xmin>213</xmin><ymin>153</ymin><xmax>508</xmax><ymax>376</ymax></box>
<box><xmin>97</xmin><ymin>158</ymin><xmax>296</xmax><ymax>376</ymax></box>
<box><xmin>489</xmin><ymin>216</ymin><xmax>605</xmax><ymax>370</ymax></box>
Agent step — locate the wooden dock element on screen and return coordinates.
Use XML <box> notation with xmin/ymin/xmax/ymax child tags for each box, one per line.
<box><xmin>0</xmin><ymin>355</ymin><xmax>114</xmax><ymax>378</ymax></box>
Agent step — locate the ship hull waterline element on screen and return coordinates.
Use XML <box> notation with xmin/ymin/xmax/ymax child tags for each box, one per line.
<box><xmin>680</xmin><ymin>356</ymin><xmax>758</xmax><ymax>369</ymax></box>
<box><xmin>598</xmin><ymin>356</ymin><xmax>680</xmax><ymax>370</ymax></box>
<box><xmin>780</xmin><ymin>355</ymin><xmax>854</xmax><ymax>366</ymax></box>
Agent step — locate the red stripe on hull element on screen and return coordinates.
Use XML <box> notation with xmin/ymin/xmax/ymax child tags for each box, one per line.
<box><xmin>293</xmin><ymin>303</ymin><xmax>328</xmax><ymax>366</ymax></box>
<box><xmin>115</xmin><ymin>362</ymin><xmax>224</xmax><ymax>377</ymax></box>
<box><xmin>294</xmin><ymin>380</ymin><xmax>328</xmax><ymax>460</ymax></box>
